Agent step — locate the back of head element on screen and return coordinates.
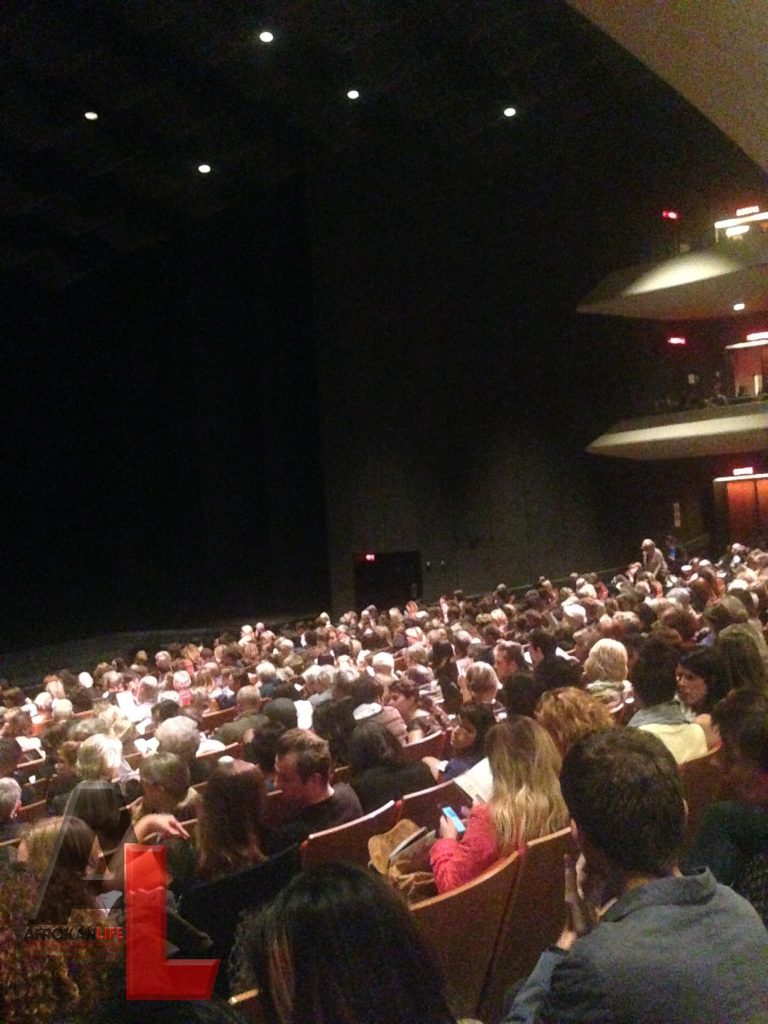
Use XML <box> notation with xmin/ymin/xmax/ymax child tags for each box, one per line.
<box><xmin>485</xmin><ymin>717</ymin><xmax>566</xmax><ymax>850</ymax></box>
<box><xmin>584</xmin><ymin>638</ymin><xmax>628</xmax><ymax>684</ymax></box>
<box><xmin>263</xmin><ymin>698</ymin><xmax>299</xmax><ymax>730</ymax></box>
<box><xmin>715</xmin><ymin>625</ymin><xmax>768</xmax><ymax>694</ymax></box>
<box><xmin>466</xmin><ymin>661</ymin><xmax>500</xmax><ymax>700</ymax></box>
<box><xmin>561</xmin><ymin>729</ymin><xmax>685</xmax><ymax>876</ymax></box>
<box><xmin>275</xmin><ymin>728</ymin><xmax>331</xmax><ymax>784</ymax></box>
<box><xmin>76</xmin><ymin>733</ymin><xmax>122</xmax><ymax>781</ymax></box>
<box><xmin>0</xmin><ymin>776</ymin><xmax>21</xmax><ymax>821</ymax></box>
<box><xmin>535</xmin><ymin>688</ymin><xmax>615</xmax><ymax>757</ymax></box>
<box><xmin>713</xmin><ymin>690</ymin><xmax>768</xmax><ymax>773</ymax></box>
<box><xmin>20</xmin><ymin>814</ymin><xmax>97</xmax><ymax>882</ymax></box>
<box><xmin>155</xmin><ymin>715</ymin><xmax>200</xmax><ymax>761</ymax></box>
<box><xmin>140</xmin><ymin>751</ymin><xmax>190</xmax><ymax>801</ymax></box>
<box><xmin>198</xmin><ymin>760</ymin><xmax>267</xmax><ymax>879</ymax></box>
<box><xmin>234</xmin><ymin>862</ymin><xmax>454</xmax><ymax>1024</ymax></box>
<box><xmin>631</xmin><ymin>636</ymin><xmax>680</xmax><ymax>706</ymax></box>
<box><xmin>501</xmin><ymin>672</ymin><xmax>544</xmax><ymax>718</ymax></box>
<box><xmin>348</xmin><ymin>721</ymin><xmax>404</xmax><ymax>775</ymax></box>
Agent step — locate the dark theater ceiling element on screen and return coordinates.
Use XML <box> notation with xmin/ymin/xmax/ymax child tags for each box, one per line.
<box><xmin>1</xmin><ymin>0</ymin><xmax>730</xmax><ymax>290</ymax></box>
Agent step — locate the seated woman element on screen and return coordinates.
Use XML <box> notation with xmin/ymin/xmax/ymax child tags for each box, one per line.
<box><xmin>50</xmin><ymin>734</ymin><xmax>133</xmax><ymax>849</ymax></box>
<box><xmin>676</xmin><ymin>647</ymin><xmax>728</xmax><ymax>748</ymax></box>
<box><xmin>386</xmin><ymin>679</ymin><xmax>444</xmax><ymax>742</ymax></box>
<box><xmin>423</xmin><ymin>702</ymin><xmax>496</xmax><ymax>782</ymax></box>
<box><xmin>348</xmin><ymin>721</ymin><xmax>433</xmax><ymax>813</ymax></box>
<box><xmin>430</xmin><ymin>716</ymin><xmax>568</xmax><ymax>893</ymax></box>
<box><xmin>1</xmin><ymin>816</ymin><xmax>122</xmax><ymax>1024</ymax></box>
<box><xmin>154</xmin><ymin>759</ymin><xmax>270</xmax><ymax>894</ymax></box>
<box><xmin>231</xmin><ymin>861</ymin><xmax>458</xmax><ymax>1024</ymax></box>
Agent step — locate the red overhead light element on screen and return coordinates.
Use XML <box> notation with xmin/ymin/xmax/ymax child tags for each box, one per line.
<box><xmin>733</xmin><ymin>466</ymin><xmax>754</xmax><ymax>476</ymax></box>
<box><xmin>667</xmin><ymin>336</ymin><xmax>686</xmax><ymax>345</ymax></box>
<box><xmin>662</xmin><ymin>210</ymin><xmax>679</xmax><ymax>220</ymax></box>
<box><xmin>364</xmin><ymin>553</ymin><xmax>376</xmax><ymax>562</ymax></box>
<box><xmin>736</xmin><ymin>205</ymin><xmax>760</xmax><ymax>217</ymax></box>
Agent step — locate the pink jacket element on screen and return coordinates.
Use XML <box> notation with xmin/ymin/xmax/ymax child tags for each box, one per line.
<box><xmin>430</xmin><ymin>803</ymin><xmax>501</xmax><ymax>893</ymax></box>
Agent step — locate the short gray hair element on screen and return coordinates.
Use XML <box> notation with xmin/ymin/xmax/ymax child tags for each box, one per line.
<box><xmin>0</xmin><ymin>777</ymin><xmax>21</xmax><ymax>821</ymax></box>
<box><xmin>155</xmin><ymin>716</ymin><xmax>200</xmax><ymax>762</ymax></box>
<box><xmin>77</xmin><ymin>733</ymin><xmax>123</xmax><ymax>780</ymax></box>
<box><xmin>140</xmin><ymin>752</ymin><xmax>190</xmax><ymax>800</ymax></box>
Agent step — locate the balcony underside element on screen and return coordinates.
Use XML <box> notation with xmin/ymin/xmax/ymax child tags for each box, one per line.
<box><xmin>587</xmin><ymin>401</ymin><xmax>768</xmax><ymax>460</ymax></box>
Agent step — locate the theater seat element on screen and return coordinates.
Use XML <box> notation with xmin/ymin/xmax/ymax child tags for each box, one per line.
<box><xmin>399</xmin><ymin>778</ymin><xmax>466</xmax><ymax>832</ymax></box>
<box><xmin>479</xmin><ymin>827</ymin><xmax>573</xmax><ymax>1022</ymax></box>
<box><xmin>411</xmin><ymin>847</ymin><xmax>522</xmax><ymax>1018</ymax></box>
<box><xmin>300</xmin><ymin>799</ymin><xmax>401</xmax><ymax>869</ymax></box>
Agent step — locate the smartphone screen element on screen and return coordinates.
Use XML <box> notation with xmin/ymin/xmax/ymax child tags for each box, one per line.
<box><xmin>441</xmin><ymin>805</ymin><xmax>466</xmax><ymax>835</ymax></box>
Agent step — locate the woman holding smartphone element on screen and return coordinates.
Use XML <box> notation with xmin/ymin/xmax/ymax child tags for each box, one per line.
<box><xmin>430</xmin><ymin>716</ymin><xmax>568</xmax><ymax>893</ymax></box>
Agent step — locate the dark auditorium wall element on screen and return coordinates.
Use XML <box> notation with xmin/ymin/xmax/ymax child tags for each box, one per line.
<box><xmin>307</xmin><ymin>138</ymin><xmax>642</xmax><ymax>613</ymax></box>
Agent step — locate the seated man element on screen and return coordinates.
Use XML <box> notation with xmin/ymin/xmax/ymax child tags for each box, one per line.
<box><xmin>265</xmin><ymin>728</ymin><xmax>362</xmax><ymax>854</ymax></box>
<box><xmin>504</xmin><ymin>729</ymin><xmax>768</xmax><ymax>1024</ymax></box>
<box><xmin>628</xmin><ymin>637</ymin><xmax>707</xmax><ymax>764</ymax></box>
<box><xmin>214</xmin><ymin>685</ymin><xmax>267</xmax><ymax>744</ymax></box>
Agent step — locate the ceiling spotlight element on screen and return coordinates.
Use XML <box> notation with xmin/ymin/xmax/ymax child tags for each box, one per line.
<box><xmin>259</xmin><ymin>30</ymin><xmax>274</xmax><ymax>43</ymax></box>
<box><xmin>733</xmin><ymin>302</ymin><xmax>746</xmax><ymax>311</ymax></box>
<box><xmin>503</xmin><ymin>107</ymin><xmax>517</xmax><ymax>118</ymax></box>
<box><xmin>347</xmin><ymin>89</ymin><xmax>360</xmax><ymax>100</ymax></box>
<box><xmin>198</xmin><ymin>164</ymin><xmax>212</xmax><ymax>174</ymax></box>
<box><xmin>84</xmin><ymin>111</ymin><xmax>99</xmax><ymax>121</ymax></box>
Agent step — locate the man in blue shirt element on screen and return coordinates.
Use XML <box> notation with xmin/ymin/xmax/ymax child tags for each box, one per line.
<box><xmin>504</xmin><ymin>729</ymin><xmax>768</xmax><ymax>1024</ymax></box>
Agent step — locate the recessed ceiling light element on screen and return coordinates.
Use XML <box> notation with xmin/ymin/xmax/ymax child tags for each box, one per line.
<box><xmin>198</xmin><ymin>164</ymin><xmax>212</xmax><ymax>174</ymax></box>
<box><xmin>347</xmin><ymin>89</ymin><xmax>360</xmax><ymax>100</ymax></box>
<box><xmin>503</xmin><ymin>107</ymin><xmax>517</xmax><ymax>118</ymax></box>
<box><xmin>733</xmin><ymin>302</ymin><xmax>746</xmax><ymax>311</ymax></box>
<box><xmin>84</xmin><ymin>111</ymin><xmax>99</xmax><ymax>121</ymax></box>
<box><xmin>259</xmin><ymin>30</ymin><xmax>274</xmax><ymax>43</ymax></box>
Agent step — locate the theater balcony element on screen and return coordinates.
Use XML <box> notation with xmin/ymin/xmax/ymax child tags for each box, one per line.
<box><xmin>587</xmin><ymin>400</ymin><xmax>768</xmax><ymax>461</ymax></box>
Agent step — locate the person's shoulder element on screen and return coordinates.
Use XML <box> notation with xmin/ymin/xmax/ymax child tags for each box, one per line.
<box><xmin>332</xmin><ymin>781</ymin><xmax>363</xmax><ymax>808</ymax></box>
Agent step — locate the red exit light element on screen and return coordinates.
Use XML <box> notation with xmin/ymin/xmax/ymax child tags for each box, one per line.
<box><xmin>732</xmin><ymin>466</ymin><xmax>754</xmax><ymax>476</ymax></box>
<box><xmin>364</xmin><ymin>553</ymin><xmax>376</xmax><ymax>562</ymax></box>
<box><xmin>668</xmin><ymin>336</ymin><xmax>686</xmax><ymax>345</ymax></box>
<box><xmin>662</xmin><ymin>210</ymin><xmax>679</xmax><ymax>220</ymax></box>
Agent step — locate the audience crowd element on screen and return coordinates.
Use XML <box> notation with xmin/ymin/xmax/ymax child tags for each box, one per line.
<box><xmin>1</xmin><ymin>536</ymin><xmax>768</xmax><ymax>1022</ymax></box>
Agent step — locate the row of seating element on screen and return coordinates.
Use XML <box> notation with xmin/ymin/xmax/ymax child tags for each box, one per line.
<box><xmin>224</xmin><ymin>827</ymin><xmax>572</xmax><ymax>1024</ymax></box>
<box><xmin>226</xmin><ymin>746</ymin><xmax>729</xmax><ymax>1022</ymax></box>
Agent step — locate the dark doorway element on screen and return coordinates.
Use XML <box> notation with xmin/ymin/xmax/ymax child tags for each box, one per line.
<box><xmin>353</xmin><ymin>551</ymin><xmax>422</xmax><ymax>610</ymax></box>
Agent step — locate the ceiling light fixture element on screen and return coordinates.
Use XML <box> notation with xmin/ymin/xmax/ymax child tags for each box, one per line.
<box><xmin>259</xmin><ymin>30</ymin><xmax>274</xmax><ymax>43</ymax></box>
<box><xmin>84</xmin><ymin>111</ymin><xmax>99</xmax><ymax>121</ymax></box>
<box><xmin>347</xmin><ymin>89</ymin><xmax>360</xmax><ymax>100</ymax></box>
<box><xmin>733</xmin><ymin>302</ymin><xmax>746</xmax><ymax>311</ymax></box>
<box><xmin>198</xmin><ymin>164</ymin><xmax>212</xmax><ymax>174</ymax></box>
<box><xmin>503</xmin><ymin>107</ymin><xmax>517</xmax><ymax>118</ymax></box>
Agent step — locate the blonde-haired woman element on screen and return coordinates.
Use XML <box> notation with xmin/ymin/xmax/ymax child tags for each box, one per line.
<box><xmin>583</xmin><ymin>637</ymin><xmax>633</xmax><ymax>707</ymax></box>
<box><xmin>430</xmin><ymin>716</ymin><xmax>568</xmax><ymax>893</ymax></box>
